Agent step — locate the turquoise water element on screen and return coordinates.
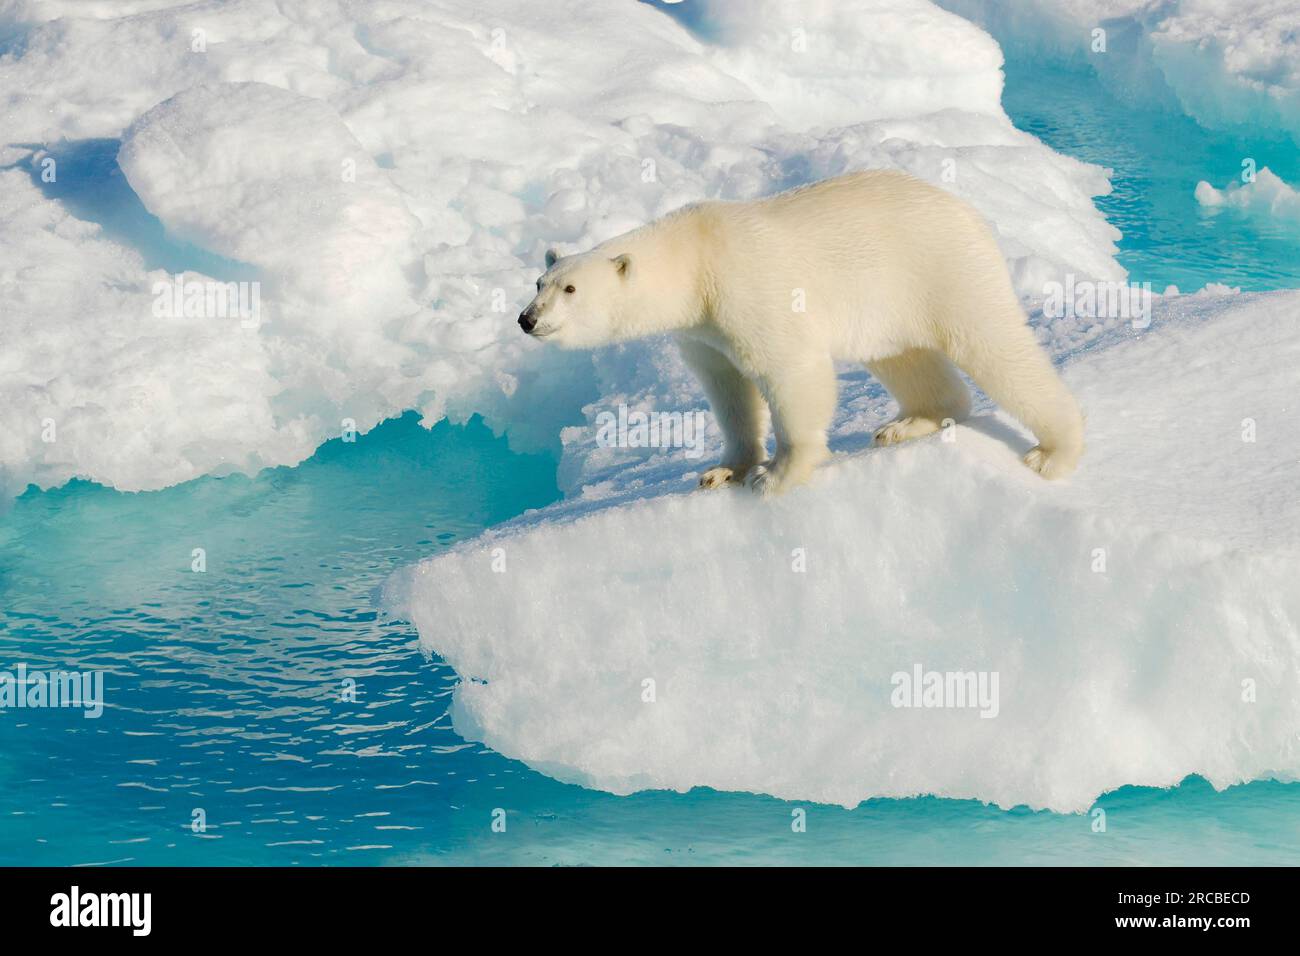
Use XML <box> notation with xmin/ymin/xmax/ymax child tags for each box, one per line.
<box><xmin>4</xmin><ymin>29</ymin><xmax>1300</xmax><ymax>867</ymax></box>
<box><xmin>5</xmin><ymin>416</ymin><xmax>1300</xmax><ymax>865</ymax></box>
<box><xmin>1001</xmin><ymin>59</ymin><xmax>1300</xmax><ymax>291</ymax></box>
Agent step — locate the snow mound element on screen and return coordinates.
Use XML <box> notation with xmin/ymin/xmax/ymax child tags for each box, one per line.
<box><xmin>0</xmin><ymin>0</ymin><xmax>1119</xmax><ymax>499</ymax></box>
<box><xmin>681</xmin><ymin>0</ymin><xmax>1006</xmax><ymax>129</ymax></box>
<box><xmin>386</xmin><ymin>290</ymin><xmax>1300</xmax><ymax>812</ymax></box>
<box><xmin>117</xmin><ymin>82</ymin><xmax>423</xmax><ymax>321</ymax></box>
<box><xmin>0</xmin><ymin>168</ymin><xmax>291</xmax><ymax>499</ymax></box>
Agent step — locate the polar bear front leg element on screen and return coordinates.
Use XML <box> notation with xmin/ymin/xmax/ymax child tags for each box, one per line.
<box><xmin>745</xmin><ymin>354</ymin><xmax>836</xmax><ymax>497</ymax></box>
<box><xmin>677</xmin><ymin>338</ymin><xmax>770</xmax><ymax>489</ymax></box>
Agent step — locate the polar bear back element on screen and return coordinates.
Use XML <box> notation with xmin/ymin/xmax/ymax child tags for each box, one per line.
<box><xmin>679</xmin><ymin>170</ymin><xmax>1018</xmax><ymax>362</ymax></box>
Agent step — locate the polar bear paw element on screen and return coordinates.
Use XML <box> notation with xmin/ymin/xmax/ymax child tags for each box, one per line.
<box><xmin>873</xmin><ymin>416</ymin><xmax>941</xmax><ymax>447</ymax></box>
<box><xmin>743</xmin><ymin>463</ymin><xmax>779</xmax><ymax>497</ymax></box>
<box><xmin>698</xmin><ymin>466</ymin><xmax>738</xmax><ymax>489</ymax></box>
<box><xmin>1023</xmin><ymin>445</ymin><xmax>1079</xmax><ymax>480</ymax></box>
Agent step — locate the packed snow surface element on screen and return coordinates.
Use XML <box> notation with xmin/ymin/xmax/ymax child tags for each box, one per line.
<box><xmin>387</xmin><ymin>290</ymin><xmax>1300</xmax><ymax>813</ymax></box>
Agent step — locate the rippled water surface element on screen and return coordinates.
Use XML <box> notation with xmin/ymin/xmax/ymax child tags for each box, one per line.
<box><xmin>1002</xmin><ymin>59</ymin><xmax>1300</xmax><ymax>291</ymax></box>
<box><xmin>0</xmin><ymin>415</ymin><xmax>564</xmax><ymax>864</ymax></box>
<box><xmin>4</xmin><ymin>414</ymin><xmax>1300</xmax><ymax>865</ymax></box>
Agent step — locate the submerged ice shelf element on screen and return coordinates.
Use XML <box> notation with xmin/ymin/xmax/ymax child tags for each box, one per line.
<box><xmin>387</xmin><ymin>289</ymin><xmax>1300</xmax><ymax>813</ymax></box>
<box><xmin>938</xmin><ymin>0</ymin><xmax>1300</xmax><ymax>147</ymax></box>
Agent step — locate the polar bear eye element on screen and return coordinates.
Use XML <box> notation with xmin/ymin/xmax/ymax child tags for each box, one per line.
<box><xmin>564</xmin><ymin>285</ymin><xmax>576</xmax><ymax>294</ymax></box>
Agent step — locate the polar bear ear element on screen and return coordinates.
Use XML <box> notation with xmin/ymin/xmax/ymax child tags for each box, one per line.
<box><xmin>544</xmin><ymin>248</ymin><xmax>560</xmax><ymax>269</ymax></box>
<box><xmin>612</xmin><ymin>254</ymin><xmax>631</xmax><ymax>278</ymax></box>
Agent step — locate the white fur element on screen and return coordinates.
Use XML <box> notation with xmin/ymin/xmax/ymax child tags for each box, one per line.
<box><xmin>522</xmin><ymin>170</ymin><xmax>1085</xmax><ymax>495</ymax></box>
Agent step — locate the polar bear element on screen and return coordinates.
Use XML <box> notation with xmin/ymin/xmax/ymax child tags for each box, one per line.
<box><xmin>519</xmin><ymin>170</ymin><xmax>1084</xmax><ymax>496</ymax></box>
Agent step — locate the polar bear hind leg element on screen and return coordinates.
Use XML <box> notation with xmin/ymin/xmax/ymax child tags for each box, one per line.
<box><xmin>869</xmin><ymin>348</ymin><xmax>971</xmax><ymax>447</ymax></box>
<box><xmin>943</xmin><ymin>308</ymin><xmax>1085</xmax><ymax>479</ymax></box>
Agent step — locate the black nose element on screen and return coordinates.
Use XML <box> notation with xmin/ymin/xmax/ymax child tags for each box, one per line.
<box><xmin>518</xmin><ymin>310</ymin><xmax>537</xmax><ymax>333</ymax></box>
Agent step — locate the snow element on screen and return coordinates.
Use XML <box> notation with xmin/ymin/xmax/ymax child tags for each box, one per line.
<box><xmin>386</xmin><ymin>289</ymin><xmax>1300</xmax><ymax>812</ymax></box>
<box><xmin>1</xmin><ymin>0</ymin><xmax>1119</xmax><ymax>499</ymax></box>
<box><xmin>678</xmin><ymin>0</ymin><xmax>1008</xmax><ymax>129</ymax></box>
<box><xmin>0</xmin><ymin>168</ymin><xmax>294</xmax><ymax>498</ymax></box>
<box><xmin>118</xmin><ymin>82</ymin><xmax>423</xmax><ymax>324</ymax></box>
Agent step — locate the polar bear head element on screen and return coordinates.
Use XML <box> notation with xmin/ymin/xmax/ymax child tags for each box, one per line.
<box><xmin>518</xmin><ymin>248</ymin><xmax>632</xmax><ymax>348</ymax></box>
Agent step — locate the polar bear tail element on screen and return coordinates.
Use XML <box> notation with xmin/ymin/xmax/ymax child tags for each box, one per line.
<box><xmin>945</xmin><ymin>309</ymin><xmax>1085</xmax><ymax>479</ymax></box>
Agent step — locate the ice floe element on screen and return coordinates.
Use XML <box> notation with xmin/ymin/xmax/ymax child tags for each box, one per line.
<box><xmin>387</xmin><ymin>289</ymin><xmax>1300</xmax><ymax>812</ymax></box>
